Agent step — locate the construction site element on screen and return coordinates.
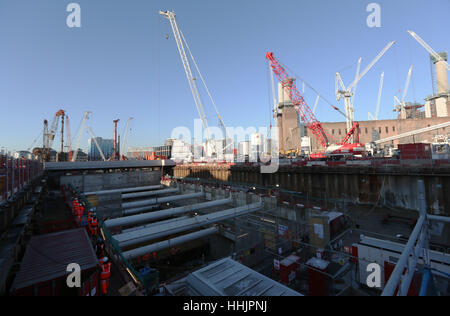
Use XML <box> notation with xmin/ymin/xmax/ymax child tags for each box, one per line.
<box><xmin>1</xmin><ymin>6</ymin><xmax>450</xmax><ymax>298</ymax></box>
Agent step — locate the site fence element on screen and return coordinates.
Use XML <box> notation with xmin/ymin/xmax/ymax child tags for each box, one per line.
<box><xmin>0</xmin><ymin>154</ymin><xmax>44</xmax><ymax>203</ymax></box>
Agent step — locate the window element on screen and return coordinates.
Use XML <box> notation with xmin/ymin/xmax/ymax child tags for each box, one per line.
<box><xmin>379</xmin><ymin>127</ymin><xmax>382</xmax><ymax>134</ymax></box>
<box><xmin>332</xmin><ymin>129</ymin><xmax>335</xmax><ymax>135</ymax></box>
<box><xmin>365</xmin><ymin>128</ymin><xmax>368</xmax><ymax>134</ymax></box>
<box><xmin>339</xmin><ymin>129</ymin><xmax>341</xmax><ymax>135</ymax></box>
<box><xmin>392</xmin><ymin>126</ymin><xmax>395</xmax><ymax>132</ymax></box>
<box><xmin>386</xmin><ymin>127</ymin><xmax>389</xmax><ymax>134</ymax></box>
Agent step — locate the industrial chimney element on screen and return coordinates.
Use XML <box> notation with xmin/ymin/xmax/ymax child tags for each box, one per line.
<box><xmin>426</xmin><ymin>52</ymin><xmax>450</xmax><ymax>118</ymax></box>
<box><xmin>434</xmin><ymin>52</ymin><xmax>449</xmax><ymax>95</ymax></box>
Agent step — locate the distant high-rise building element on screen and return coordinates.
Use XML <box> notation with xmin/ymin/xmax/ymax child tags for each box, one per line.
<box><xmin>88</xmin><ymin>137</ymin><xmax>114</xmax><ymax>161</ymax></box>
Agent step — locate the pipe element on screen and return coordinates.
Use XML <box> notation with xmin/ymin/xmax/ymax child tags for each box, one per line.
<box><xmin>84</xmin><ymin>185</ymin><xmax>163</xmax><ymax>196</ymax></box>
<box><xmin>122</xmin><ymin>192</ymin><xmax>203</xmax><ymax>209</ymax></box>
<box><xmin>114</xmin><ymin>202</ymin><xmax>262</xmax><ymax>248</ymax></box>
<box><xmin>123</xmin><ymin>204</ymin><xmax>160</xmax><ymax>216</ymax></box>
<box><xmin>122</xmin><ymin>227</ymin><xmax>219</xmax><ymax>260</ymax></box>
<box><xmin>122</xmin><ymin>188</ymin><xmax>179</xmax><ymax>199</ymax></box>
<box><xmin>427</xmin><ymin>215</ymin><xmax>450</xmax><ymax>223</ymax></box>
<box><xmin>105</xmin><ymin>198</ymin><xmax>231</xmax><ymax>228</ymax></box>
<box><xmin>419</xmin><ymin>268</ymin><xmax>432</xmax><ymax>296</ymax></box>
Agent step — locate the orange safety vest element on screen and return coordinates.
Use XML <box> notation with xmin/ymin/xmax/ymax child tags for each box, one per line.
<box><xmin>88</xmin><ymin>212</ymin><xmax>94</xmax><ymax>224</ymax></box>
<box><xmin>100</xmin><ymin>262</ymin><xmax>111</xmax><ymax>280</ymax></box>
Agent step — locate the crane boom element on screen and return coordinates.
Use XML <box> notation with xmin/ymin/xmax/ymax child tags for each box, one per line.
<box><xmin>266</xmin><ymin>52</ymin><xmax>330</xmax><ymax>149</ymax></box>
<box><xmin>347</xmin><ymin>41</ymin><xmax>395</xmax><ymax>91</ymax></box>
<box><xmin>375</xmin><ymin>72</ymin><xmax>384</xmax><ymax>120</ymax></box>
<box><xmin>72</xmin><ymin>111</ymin><xmax>91</xmax><ymax>162</ymax></box>
<box><xmin>87</xmin><ymin>126</ymin><xmax>106</xmax><ymax>161</ymax></box>
<box><xmin>47</xmin><ymin>109</ymin><xmax>65</xmax><ymax>150</ymax></box>
<box><xmin>407</xmin><ymin>30</ymin><xmax>450</xmax><ymax>71</ymax></box>
<box><xmin>402</xmin><ymin>65</ymin><xmax>413</xmax><ymax>103</ymax></box>
<box><xmin>120</xmin><ymin>117</ymin><xmax>133</xmax><ymax>160</ymax></box>
<box><xmin>159</xmin><ymin>11</ymin><xmax>213</xmax><ymax>146</ymax></box>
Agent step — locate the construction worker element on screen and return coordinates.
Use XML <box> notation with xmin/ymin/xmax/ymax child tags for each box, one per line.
<box><xmin>90</xmin><ymin>215</ymin><xmax>99</xmax><ymax>237</ymax></box>
<box><xmin>72</xmin><ymin>199</ymin><xmax>79</xmax><ymax>216</ymax></box>
<box><xmin>87</xmin><ymin>209</ymin><xmax>94</xmax><ymax>225</ymax></box>
<box><xmin>99</xmin><ymin>257</ymin><xmax>112</xmax><ymax>296</ymax></box>
<box><xmin>76</xmin><ymin>202</ymin><xmax>84</xmax><ymax>224</ymax></box>
<box><xmin>95</xmin><ymin>238</ymin><xmax>105</xmax><ymax>258</ymax></box>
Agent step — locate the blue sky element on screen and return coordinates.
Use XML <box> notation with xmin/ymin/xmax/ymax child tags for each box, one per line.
<box><xmin>0</xmin><ymin>0</ymin><xmax>449</xmax><ymax>152</ymax></box>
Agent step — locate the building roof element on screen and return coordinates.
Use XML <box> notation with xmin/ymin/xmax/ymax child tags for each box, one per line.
<box><xmin>186</xmin><ymin>257</ymin><xmax>302</xmax><ymax>296</ymax></box>
<box><xmin>11</xmin><ymin>228</ymin><xmax>98</xmax><ymax>291</ymax></box>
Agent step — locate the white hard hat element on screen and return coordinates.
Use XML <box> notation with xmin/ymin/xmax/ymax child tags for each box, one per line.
<box><xmin>103</xmin><ymin>257</ymin><xmax>109</xmax><ymax>263</ymax></box>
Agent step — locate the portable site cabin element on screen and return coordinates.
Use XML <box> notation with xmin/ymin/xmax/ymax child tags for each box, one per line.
<box><xmin>186</xmin><ymin>257</ymin><xmax>303</xmax><ymax>296</ymax></box>
<box><xmin>10</xmin><ymin>228</ymin><xmax>99</xmax><ymax>296</ymax></box>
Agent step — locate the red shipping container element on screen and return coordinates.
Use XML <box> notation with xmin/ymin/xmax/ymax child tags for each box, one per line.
<box><xmin>306</xmin><ymin>257</ymin><xmax>330</xmax><ymax>296</ymax></box>
<box><xmin>279</xmin><ymin>255</ymin><xmax>300</xmax><ymax>285</ymax></box>
<box><xmin>398</xmin><ymin>143</ymin><xmax>431</xmax><ymax>160</ymax></box>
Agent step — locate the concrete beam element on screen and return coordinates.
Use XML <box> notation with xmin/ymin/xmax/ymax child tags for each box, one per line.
<box><xmin>122</xmin><ymin>192</ymin><xmax>204</xmax><ymax>209</ymax></box>
<box><xmin>105</xmin><ymin>198</ymin><xmax>232</xmax><ymax>228</ymax></box>
<box><xmin>84</xmin><ymin>185</ymin><xmax>163</xmax><ymax>196</ymax></box>
<box><xmin>122</xmin><ymin>227</ymin><xmax>219</xmax><ymax>260</ymax></box>
<box><xmin>114</xmin><ymin>202</ymin><xmax>262</xmax><ymax>248</ymax></box>
<box><xmin>123</xmin><ymin>205</ymin><xmax>160</xmax><ymax>216</ymax></box>
<box><xmin>121</xmin><ymin>188</ymin><xmax>179</xmax><ymax>199</ymax></box>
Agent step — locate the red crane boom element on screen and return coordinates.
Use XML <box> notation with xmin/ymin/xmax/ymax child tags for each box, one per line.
<box><xmin>266</xmin><ymin>52</ymin><xmax>330</xmax><ymax>149</ymax></box>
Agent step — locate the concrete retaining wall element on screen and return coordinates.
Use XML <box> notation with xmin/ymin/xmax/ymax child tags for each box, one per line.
<box><xmin>60</xmin><ymin>170</ymin><xmax>161</xmax><ymax>193</ymax></box>
<box><xmin>174</xmin><ymin>165</ymin><xmax>450</xmax><ymax>215</ymax></box>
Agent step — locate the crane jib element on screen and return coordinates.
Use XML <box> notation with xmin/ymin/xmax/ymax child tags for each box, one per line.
<box><xmin>266</xmin><ymin>52</ymin><xmax>330</xmax><ymax>149</ymax></box>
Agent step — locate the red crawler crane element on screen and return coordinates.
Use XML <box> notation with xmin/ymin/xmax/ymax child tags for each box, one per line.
<box><xmin>266</xmin><ymin>52</ymin><xmax>363</xmax><ymax>157</ymax></box>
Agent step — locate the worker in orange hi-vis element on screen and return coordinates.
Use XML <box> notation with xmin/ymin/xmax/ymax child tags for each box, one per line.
<box><xmin>87</xmin><ymin>209</ymin><xmax>94</xmax><ymax>226</ymax></box>
<box><xmin>99</xmin><ymin>257</ymin><xmax>112</xmax><ymax>296</ymax></box>
<box><xmin>72</xmin><ymin>199</ymin><xmax>78</xmax><ymax>216</ymax></box>
<box><xmin>76</xmin><ymin>205</ymin><xmax>83</xmax><ymax>224</ymax></box>
<box><xmin>90</xmin><ymin>216</ymin><xmax>99</xmax><ymax>237</ymax></box>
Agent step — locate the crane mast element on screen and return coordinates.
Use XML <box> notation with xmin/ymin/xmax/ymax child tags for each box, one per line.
<box><xmin>266</xmin><ymin>52</ymin><xmax>330</xmax><ymax>149</ymax></box>
<box><xmin>336</xmin><ymin>41</ymin><xmax>395</xmax><ymax>142</ymax></box>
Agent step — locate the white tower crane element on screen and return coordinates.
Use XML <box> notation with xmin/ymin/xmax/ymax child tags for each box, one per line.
<box><xmin>87</xmin><ymin>126</ymin><xmax>106</xmax><ymax>161</ymax></box>
<box><xmin>335</xmin><ymin>41</ymin><xmax>395</xmax><ymax>142</ymax></box>
<box><xmin>72</xmin><ymin>111</ymin><xmax>91</xmax><ymax>162</ymax></box>
<box><xmin>368</xmin><ymin>72</ymin><xmax>384</xmax><ymax>120</ymax></box>
<box><xmin>407</xmin><ymin>30</ymin><xmax>450</xmax><ymax>71</ymax></box>
<box><xmin>120</xmin><ymin>117</ymin><xmax>133</xmax><ymax>160</ymax></box>
<box><xmin>160</xmin><ymin>10</ymin><xmax>229</xmax><ymax>159</ymax></box>
<box><xmin>394</xmin><ymin>65</ymin><xmax>413</xmax><ymax>119</ymax></box>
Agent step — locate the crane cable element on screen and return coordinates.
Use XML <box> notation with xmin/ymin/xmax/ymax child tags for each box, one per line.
<box><xmin>278</xmin><ymin>59</ymin><xmax>349</xmax><ymax>121</ymax></box>
<box><xmin>179</xmin><ymin>28</ymin><xmax>226</xmax><ymax>134</ymax></box>
<box><xmin>27</xmin><ymin>129</ymin><xmax>43</xmax><ymax>151</ymax></box>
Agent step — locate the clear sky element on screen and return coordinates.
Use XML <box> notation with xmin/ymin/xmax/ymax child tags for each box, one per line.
<box><xmin>0</xmin><ymin>0</ymin><xmax>449</xmax><ymax>152</ymax></box>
